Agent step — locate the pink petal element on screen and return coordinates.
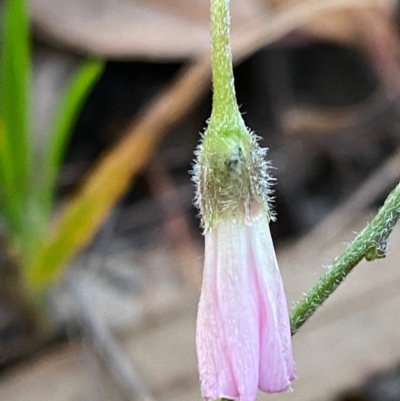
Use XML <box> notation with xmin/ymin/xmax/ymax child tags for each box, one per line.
<box><xmin>197</xmin><ymin>221</ymin><xmax>260</xmax><ymax>401</ymax></box>
<box><xmin>197</xmin><ymin>228</ymin><xmax>238</xmax><ymax>399</ymax></box>
<box><xmin>196</xmin><ymin>215</ymin><xmax>295</xmax><ymax>401</ymax></box>
<box><xmin>214</xmin><ymin>221</ymin><xmax>260</xmax><ymax>401</ymax></box>
<box><xmin>250</xmin><ymin>215</ymin><xmax>295</xmax><ymax>392</ymax></box>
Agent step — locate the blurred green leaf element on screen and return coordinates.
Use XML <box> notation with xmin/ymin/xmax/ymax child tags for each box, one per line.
<box><xmin>0</xmin><ymin>0</ymin><xmax>31</xmax><ymax>237</ymax></box>
<box><xmin>26</xmin><ymin>116</ymin><xmax>161</xmax><ymax>289</ymax></box>
<box><xmin>24</xmin><ymin>55</ymin><xmax>207</xmax><ymax>290</ymax></box>
<box><xmin>40</xmin><ymin>59</ymin><xmax>104</xmax><ymax>215</ymax></box>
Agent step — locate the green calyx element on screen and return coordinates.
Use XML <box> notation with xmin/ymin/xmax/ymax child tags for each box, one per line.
<box><xmin>192</xmin><ymin>0</ymin><xmax>274</xmax><ymax>231</ymax></box>
<box><xmin>193</xmin><ymin>120</ymin><xmax>273</xmax><ymax>231</ymax></box>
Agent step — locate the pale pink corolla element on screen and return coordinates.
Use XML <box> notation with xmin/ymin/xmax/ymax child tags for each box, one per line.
<box><xmin>196</xmin><ymin>211</ymin><xmax>295</xmax><ymax>401</ymax></box>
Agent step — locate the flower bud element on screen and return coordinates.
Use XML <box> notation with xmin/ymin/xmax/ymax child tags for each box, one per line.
<box><xmin>193</xmin><ymin>123</ymin><xmax>296</xmax><ymax>401</ymax></box>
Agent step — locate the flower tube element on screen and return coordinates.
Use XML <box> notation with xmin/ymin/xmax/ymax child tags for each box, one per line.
<box><xmin>194</xmin><ymin>128</ymin><xmax>295</xmax><ymax>401</ymax></box>
<box><xmin>193</xmin><ymin>0</ymin><xmax>295</xmax><ymax>399</ymax></box>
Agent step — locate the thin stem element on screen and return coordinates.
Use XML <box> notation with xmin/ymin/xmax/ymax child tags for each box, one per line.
<box><xmin>210</xmin><ymin>0</ymin><xmax>241</xmax><ymax>125</ymax></box>
<box><xmin>290</xmin><ymin>181</ymin><xmax>400</xmax><ymax>335</ymax></box>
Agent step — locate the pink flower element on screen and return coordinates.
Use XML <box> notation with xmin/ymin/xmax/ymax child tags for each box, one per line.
<box><xmin>196</xmin><ymin>211</ymin><xmax>295</xmax><ymax>401</ymax></box>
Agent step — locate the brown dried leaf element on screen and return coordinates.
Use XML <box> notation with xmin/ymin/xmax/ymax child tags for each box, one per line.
<box><xmin>264</xmin><ymin>0</ymin><xmax>396</xmax><ymax>46</ymax></box>
<box><xmin>263</xmin><ymin>0</ymin><xmax>400</xmax><ymax>129</ymax></box>
<box><xmin>282</xmin><ymin>88</ymin><xmax>394</xmax><ymax>136</ymax></box>
<box><xmin>31</xmin><ymin>0</ymin><xmax>267</xmax><ymax>60</ymax></box>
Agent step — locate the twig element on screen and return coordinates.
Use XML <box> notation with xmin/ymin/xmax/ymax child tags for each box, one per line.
<box><xmin>297</xmin><ymin>146</ymin><xmax>400</xmax><ymax>249</ymax></box>
<box><xmin>145</xmin><ymin>157</ymin><xmax>202</xmax><ymax>289</ymax></box>
<box><xmin>71</xmin><ymin>277</ymin><xmax>155</xmax><ymax>401</ymax></box>
<box><xmin>117</xmin><ymin>185</ymin><xmax>194</xmax><ymax>234</ymax></box>
<box><xmin>230</xmin><ymin>0</ymin><xmax>396</xmax><ymax>65</ymax></box>
<box><xmin>282</xmin><ymin>88</ymin><xmax>397</xmax><ymax>137</ymax></box>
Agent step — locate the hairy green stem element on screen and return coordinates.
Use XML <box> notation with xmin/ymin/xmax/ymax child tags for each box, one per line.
<box><xmin>290</xmin><ymin>181</ymin><xmax>400</xmax><ymax>335</ymax></box>
<box><xmin>209</xmin><ymin>0</ymin><xmax>241</xmax><ymax>127</ymax></box>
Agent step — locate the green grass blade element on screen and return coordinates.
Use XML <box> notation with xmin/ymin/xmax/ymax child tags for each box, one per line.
<box><xmin>25</xmin><ymin>101</ymin><xmax>166</xmax><ymax>289</ymax></box>
<box><xmin>0</xmin><ymin>0</ymin><xmax>32</xmax><ymax>236</ymax></box>
<box><xmin>0</xmin><ymin>119</ymin><xmax>19</xmax><ymax>232</ymax></box>
<box><xmin>40</xmin><ymin>59</ymin><xmax>104</xmax><ymax>215</ymax></box>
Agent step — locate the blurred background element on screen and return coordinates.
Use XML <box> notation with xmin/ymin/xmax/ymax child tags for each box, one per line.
<box><xmin>1</xmin><ymin>0</ymin><xmax>400</xmax><ymax>400</ymax></box>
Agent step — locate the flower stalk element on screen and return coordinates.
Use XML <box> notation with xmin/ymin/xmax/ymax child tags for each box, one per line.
<box><xmin>290</xmin><ymin>181</ymin><xmax>400</xmax><ymax>335</ymax></box>
<box><xmin>209</xmin><ymin>0</ymin><xmax>241</xmax><ymax>127</ymax></box>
